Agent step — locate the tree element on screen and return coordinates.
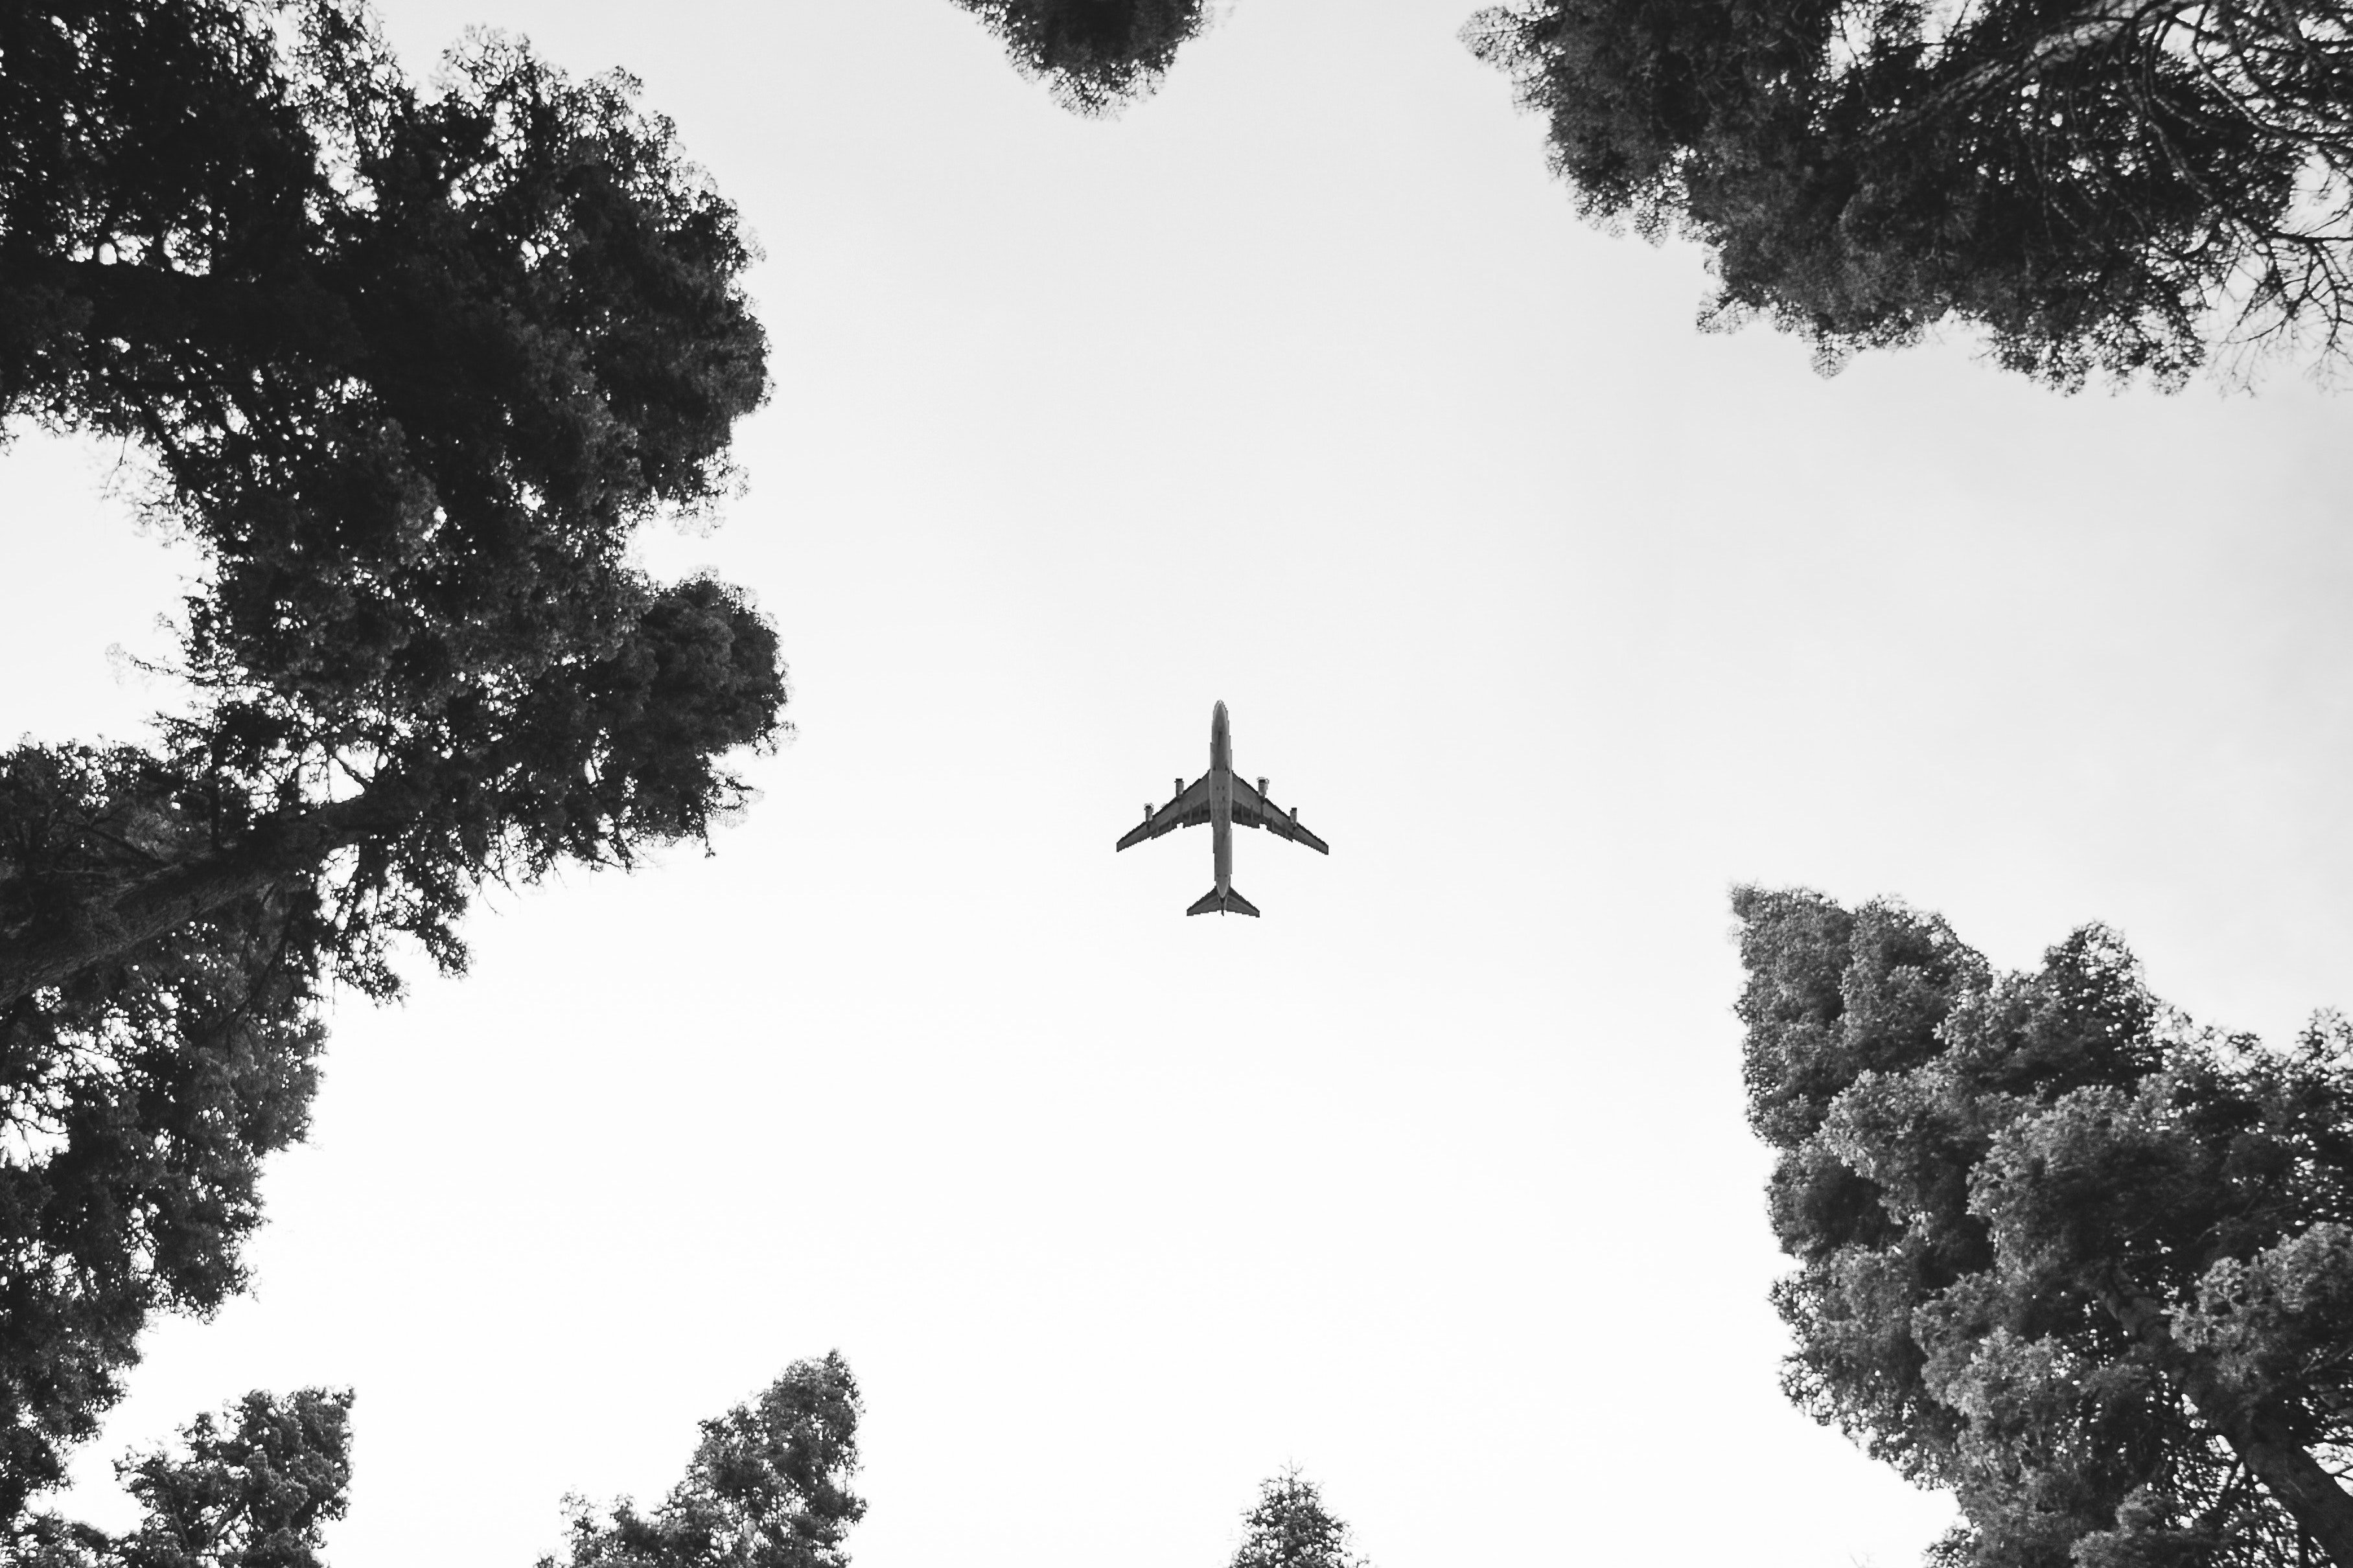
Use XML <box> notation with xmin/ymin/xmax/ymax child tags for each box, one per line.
<box><xmin>0</xmin><ymin>750</ymin><xmax>325</xmax><ymax>1526</ymax></box>
<box><xmin>1463</xmin><ymin>0</ymin><xmax>2353</xmax><ymax>386</ymax></box>
<box><xmin>0</xmin><ymin>0</ymin><xmax>780</xmax><ymax>998</ymax></box>
<box><xmin>946</xmin><ymin>0</ymin><xmax>1213</xmax><ymax>114</ymax></box>
<box><xmin>1735</xmin><ymin>887</ymin><xmax>2353</xmax><ymax>1568</ymax></box>
<box><xmin>1229</xmin><ymin>1471</ymin><xmax>1369</xmax><ymax>1568</ymax></box>
<box><xmin>0</xmin><ymin>576</ymin><xmax>783</xmax><ymax>1521</ymax></box>
<box><xmin>6</xmin><ymin>1357</ymin><xmax>862</xmax><ymax>1567</ymax></box>
<box><xmin>0</xmin><ymin>0</ymin><xmax>784</xmax><ymax>1521</ymax></box>
<box><xmin>0</xmin><ymin>573</ymin><xmax>787</xmax><ymax>1010</ymax></box>
<box><xmin>3</xmin><ymin>2</ymin><xmax>767</xmax><ymax>713</ymax></box>
<box><xmin>13</xmin><ymin>1389</ymin><xmax>353</xmax><ymax>1568</ymax></box>
<box><xmin>541</xmin><ymin>1354</ymin><xmax>866</xmax><ymax>1568</ymax></box>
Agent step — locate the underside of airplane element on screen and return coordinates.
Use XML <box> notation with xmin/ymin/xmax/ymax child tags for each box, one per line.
<box><xmin>1116</xmin><ymin>701</ymin><xmax>1328</xmax><ymax>916</ymax></box>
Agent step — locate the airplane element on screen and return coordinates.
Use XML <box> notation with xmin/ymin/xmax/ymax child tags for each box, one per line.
<box><xmin>1117</xmin><ymin>700</ymin><xmax>1328</xmax><ymax>916</ymax></box>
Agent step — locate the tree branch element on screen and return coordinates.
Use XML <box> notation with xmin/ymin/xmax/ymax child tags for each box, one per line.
<box><xmin>0</xmin><ymin>771</ymin><xmax>430</xmax><ymax>1011</ymax></box>
<box><xmin>2105</xmin><ymin>1280</ymin><xmax>2353</xmax><ymax>1565</ymax></box>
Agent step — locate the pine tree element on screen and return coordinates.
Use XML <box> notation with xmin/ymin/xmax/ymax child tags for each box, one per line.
<box><xmin>6</xmin><ymin>1357</ymin><xmax>863</xmax><ymax>1567</ymax></box>
<box><xmin>1229</xmin><ymin>1471</ymin><xmax>1369</xmax><ymax>1568</ymax></box>
<box><xmin>947</xmin><ymin>0</ymin><xmax>1212</xmax><ymax>114</ymax></box>
<box><xmin>1465</xmin><ymin>0</ymin><xmax>2353</xmax><ymax>386</ymax></box>
<box><xmin>0</xmin><ymin>1</ymin><xmax>782</xmax><ymax>1517</ymax></box>
<box><xmin>544</xmin><ymin>1354</ymin><xmax>868</xmax><ymax>1568</ymax></box>
<box><xmin>1736</xmin><ymin>887</ymin><xmax>2353</xmax><ymax>1568</ymax></box>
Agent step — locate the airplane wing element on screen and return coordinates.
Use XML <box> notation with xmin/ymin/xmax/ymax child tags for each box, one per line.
<box><xmin>1230</xmin><ymin>775</ymin><xmax>1330</xmax><ymax>854</ymax></box>
<box><xmin>1117</xmin><ymin>774</ymin><xmax>1213</xmax><ymax>851</ymax></box>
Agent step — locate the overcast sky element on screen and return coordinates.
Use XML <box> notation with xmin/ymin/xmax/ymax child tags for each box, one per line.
<box><xmin>5</xmin><ymin>2</ymin><xmax>2353</xmax><ymax>1565</ymax></box>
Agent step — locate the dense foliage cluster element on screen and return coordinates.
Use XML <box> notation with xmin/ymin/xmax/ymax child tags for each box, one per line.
<box><xmin>5</xmin><ymin>1359</ymin><xmax>860</xmax><ymax>1568</ymax></box>
<box><xmin>0</xmin><ymin>577</ymin><xmax>782</xmax><ymax>1520</ymax></box>
<box><xmin>0</xmin><ymin>0</ymin><xmax>783</xmax><ymax>1525</ymax></box>
<box><xmin>948</xmin><ymin>0</ymin><xmax>1212</xmax><ymax>113</ymax></box>
<box><xmin>2</xmin><ymin>2</ymin><xmax>766</xmax><ymax>714</ymax></box>
<box><xmin>1464</xmin><ymin>0</ymin><xmax>2353</xmax><ymax>385</ymax></box>
<box><xmin>0</xmin><ymin>745</ymin><xmax>328</xmax><ymax>1522</ymax></box>
<box><xmin>1229</xmin><ymin>1471</ymin><xmax>1369</xmax><ymax>1568</ymax></box>
<box><xmin>14</xmin><ymin>1389</ymin><xmax>353</xmax><ymax>1568</ymax></box>
<box><xmin>1735</xmin><ymin>888</ymin><xmax>2353</xmax><ymax>1568</ymax></box>
<box><xmin>544</xmin><ymin>1354</ymin><xmax>868</xmax><ymax>1568</ymax></box>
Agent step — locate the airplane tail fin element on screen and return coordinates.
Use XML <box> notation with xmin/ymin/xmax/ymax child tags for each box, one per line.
<box><xmin>1187</xmin><ymin>886</ymin><xmax>1260</xmax><ymax>918</ymax></box>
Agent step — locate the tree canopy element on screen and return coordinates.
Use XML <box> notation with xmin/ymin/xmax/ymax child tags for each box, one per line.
<box><xmin>1464</xmin><ymin>0</ymin><xmax>2353</xmax><ymax>386</ymax></box>
<box><xmin>6</xmin><ymin>1356</ymin><xmax>862</xmax><ymax>1567</ymax></box>
<box><xmin>0</xmin><ymin>575</ymin><xmax>782</xmax><ymax>1520</ymax></box>
<box><xmin>544</xmin><ymin>1353</ymin><xmax>867</xmax><ymax>1568</ymax></box>
<box><xmin>5</xmin><ymin>2</ymin><xmax>767</xmax><ymax>721</ymax></box>
<box><xmin>0</xmin><ymin>0</ymin><xmax>780</xmax><ymax>998</ymax></box>
<box><xmin>14</xmin><ymin>1388</ymin><xmax>353</xmax><ymax>1568</ymax></box>
<box><xmin>1228</xmin><ymin>1471</ymin><xmax>1369</xmax><ymax>1568</ymax></box>
<box><xmin>947</xmin><ymin>0</ymin><xmax>1212</xmax><ymax>114</ymax></box>
<box><xmin>0</xmin><ymin>0</ymin><xmax>783</xmax><ymax>1520</ymax></box>
<box><xmin>1735</xmin><ymin>887</ymin><xmax>2353</xmax><ymax>1568</ymax></box>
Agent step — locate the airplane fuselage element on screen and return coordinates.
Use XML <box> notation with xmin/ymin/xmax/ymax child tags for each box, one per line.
<box><xmin>1209</xmin><ymin>700</ymin><xmax>1234</xmax><ymax>897</ymax></box>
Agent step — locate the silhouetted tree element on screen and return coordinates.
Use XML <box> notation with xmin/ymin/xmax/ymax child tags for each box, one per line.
<box><xmin>0</xmin><ymin>576</ymin><xmax>782</xmax><ymax>1521</ymax></box>
<box><xmin>0</xmin><ymin>0</ymin><xmax>783</xmax><ymax>1519</ymax></box>
<box><xmin>1229</xmin><ymin>1471</ymin><xmax>1368</xmax><ymax>1568</ymax></box>
<box><xmin>0</xmin><ymin>0</ymin><xmax>780</xmax><ymax>1002</ymax></box>
<box><xmin>7</xmin><ymin>1358</ymin><xmax>861</xmax><ymax>1566</ymax></box>
<box><xmin>1735</xmin><ymin>887</ymin><xmax>2353</xmax><ymax>1568</ymax></box>
<box><xmin>0</xmin><ymin>752</ymin><xmax>325</xmax><ymax>1525</ymax></box>
<box><xmin>0</xmin><ymin>574</ymin><xmax>785</xmax><ymax>1011</ymax></box>
<box><xmin>947</xmin><ymin>0</ymin><xmax>1212</xmax><ymax>113</ymax></box>
<box><xmin>1465</xmin><ymin>0</ymin><xmax>2353</xmax><ymax>386</ymax></box>
<box><xmin>5</xmin><ymin>3</ymin><xmax>767</xmax><ymax>717</ymax></box>
<box><xmin>542</xmin><ymin>1354</ymin><xmax>866</xmax><ymax>1568</ymax></box>
<box><xmin>12</xmin><ymin>1389</ymin><xmax>352</xmax><ymax>1568</ymax></box>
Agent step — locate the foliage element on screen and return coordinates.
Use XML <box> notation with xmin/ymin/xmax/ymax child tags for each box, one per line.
<box><xmin>947</xmin><ymin>0</ymin><xmax>1212</xmax><ymax>114</ymax></box>
<box><xmin>0</xmin><ymin>753</ymin><xmax>327</xmax><ymax>1525</ymax></box>
<box><xmin>3</xmin><ymin>2</ymin><xmax>767</xmax><ymax>719</ymax></box>
<box><xmin>0</xmin><ymin>0</ymin><xmax>783</xmax><ymax>1521</ymax></box>
<box><xmin>1229</xmin><ymin>1471</ymin><xmax>1369</xmax><ymax>1568</ymax></box>
<box><xmin>0</xmin><ymin>574</ymin><xmax>781</xmax><ymax>1519</ymax></box>
<box><xmin>542</xmin><ymin>1354</ymin><xmax>866</xmax><ymax>1568</ymax></box>
<box><xmin>0</xmin><ymin>0</ymin><xmax>782</xmax><ymax>995</ymax></box>
<box><xmin>11</xmin><ymin>1389</ymin><xmax>352</xmax><ymax>1568</ymax></box>
<box><xmin>1464</xmin><ymin>0</ymin><xmax>2353</xmax><ymax>386</ymax></box>
<box><xmin>1734</xmin><ymin>887</ymin><xmax>2353</xmax><ymax>1568</ymax></box>
<box><xmin>4</xmin><ymin>1359</ymin><xmax>861</xmax><ymax>1567</ymax></box>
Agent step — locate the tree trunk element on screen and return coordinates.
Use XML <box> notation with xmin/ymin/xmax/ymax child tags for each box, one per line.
<box><xmin>0</xmin><ymin>776</ymin><xmax>424</xmax><ymax>1011</ymax></box>
<box><xmin>2107</xmin><ymin>1286</ymin><xmax>2353</xmax><ymax>1567</ymax></box>
<box><xmin>2222</xmin><ymin>1402</ymin><xmax>2353</xmax><ymax>1568</ymax></box>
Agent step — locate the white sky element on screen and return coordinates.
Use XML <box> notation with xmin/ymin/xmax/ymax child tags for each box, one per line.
<box><xmin>5</xmin><ymin>1</ymin><xmax>2353</xmax><ymax>1565</ymax></box>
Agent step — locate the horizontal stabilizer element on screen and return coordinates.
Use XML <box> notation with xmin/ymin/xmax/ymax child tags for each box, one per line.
<box><xmin>1186</xmin><ymin>886</ymin><xmax>1261</xmax><ymax>918</ymax></box>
